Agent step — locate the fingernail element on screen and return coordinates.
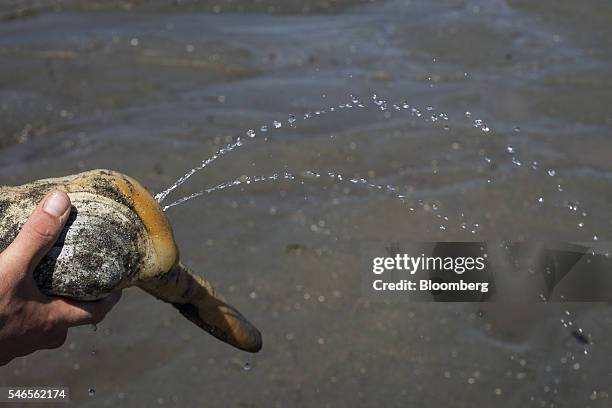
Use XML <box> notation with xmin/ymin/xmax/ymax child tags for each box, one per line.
<box><xmin>43</xmin><ymin>191</ymin><xmax>71</xmax><ymax>217</ymax></box>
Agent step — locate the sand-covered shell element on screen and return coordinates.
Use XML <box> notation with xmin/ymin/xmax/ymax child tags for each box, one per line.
<box><xmin>0</xmin><ymin>170</ymin><xmax>262</xmax><ymax>352</ymax></box>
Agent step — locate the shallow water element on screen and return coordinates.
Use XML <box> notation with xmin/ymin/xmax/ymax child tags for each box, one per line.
<box><xmin>1</xmin><ymin>0</ymin><xmax>612</xmax><ymax>406</ymax></box>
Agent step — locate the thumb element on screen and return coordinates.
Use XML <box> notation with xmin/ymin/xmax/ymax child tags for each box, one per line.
<box><xmin>3</xmin><ymin>190</ymin><xmax>72</xmax><ymax>274</ymax></box>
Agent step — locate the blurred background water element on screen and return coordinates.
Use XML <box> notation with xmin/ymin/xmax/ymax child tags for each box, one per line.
<box><xmin>1</xmin><ymin>0</ymin><xmax>612</xmax><ymax>407</ymax></box>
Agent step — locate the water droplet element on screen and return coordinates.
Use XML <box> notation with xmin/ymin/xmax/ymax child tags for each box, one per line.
<box><xmin>243</xmin><ymin>362</ymin><xmax>252</xmax><ymax>372</ymax></box>
<box><xmin>547</xmin><ymin>169</ymin><xmax>556</xmax><ymax>177</ymax></box>
<box><xmin>481</xmin><ymin>126</ymin><xmax>490</xmax><ymax>132</ymax></box>
<box><xmin>578</xmin><ymin>222</ymin><xmax>584</xmax><ymax>228</ymax></box>
<box><xmin>593</xmin><ymin>235</ymin><xmax>599</xmax><ymax>241</ymax></box>
<box><xmin>443</xmin><ymin>125</ymin><xmax>450</xmax><ymax>130</ymax></box>
<box><xmin>514</xmin><ymin>126</ymin><xmax>521</xmax><ymax>132</ymax></box>
<box><xmin>465</xmin><ymin>111</ymin><xmax>472</xmax><ymax>117</ymax></box>
<box><xmin>273</xmin><ymin>120</ymin><xmax>282</xmax><ymax>129</ymax></box>
<box><xmin>288</xmin><ymin>115</ymin><xmax>296</xmax><ymax>125</ymax></box>
<box><xmin>246</xmin><ymin>129</ymin><xmax>256</xmax><ymax>138</ymax></box>
<box><xmin>260</xmin><ymin>125</ymin><xmax>268</xmax><ymax>132</ymax></box>
<box><xmin>537</xmin><ymin>197</ymin><xmax>544</xmax><ymax>204</ymax></box>
<box><xmin>506</xmin><ymin>145</ymin><xmax>515</xmax><ymax>153</ymax></box>
<box><xmin>88</xmin><ymin>388</ymin><xmax>95</xmax><ymax>397</ymax></box>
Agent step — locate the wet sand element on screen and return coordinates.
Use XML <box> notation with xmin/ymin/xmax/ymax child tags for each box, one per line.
<box><xmin>1</xmin><ymin>0</ymin><xmax>612</xmax><ymax>406</ymax></box>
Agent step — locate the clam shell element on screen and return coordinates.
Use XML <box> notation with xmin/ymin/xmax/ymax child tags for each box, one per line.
<box><xmin>0</xmin><ymin>172</ymin><xmax>159</xmax><ymax>300</ymax></box>
<box><xmin>37</xmin><ymin>192</ymin><xmax>146</xmax><ymax>300</ymax></box>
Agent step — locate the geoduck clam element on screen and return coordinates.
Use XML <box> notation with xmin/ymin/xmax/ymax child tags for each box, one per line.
<box><xmin>0</xmin><ymin>170</ymin><xmax>262</xmax><ymax>352</ymax></box>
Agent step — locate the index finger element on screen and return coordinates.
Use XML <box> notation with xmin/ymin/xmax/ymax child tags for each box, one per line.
<box><xmin>48</xmin><ymin>291</ymin><xmax>122</xmax><ymax>328</ymax></box>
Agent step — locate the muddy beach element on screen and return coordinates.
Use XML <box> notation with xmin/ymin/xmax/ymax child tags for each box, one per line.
<box><xmin>1</xmin><ymin>0</ymin><xmax>612</xmax><ymax>406</ymax></box>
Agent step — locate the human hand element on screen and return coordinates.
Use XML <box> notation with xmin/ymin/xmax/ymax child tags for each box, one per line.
<box><xmin>0</xmin><ymin>190</ymin><xmax>121</xmax><ymax>366</ymax></box>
